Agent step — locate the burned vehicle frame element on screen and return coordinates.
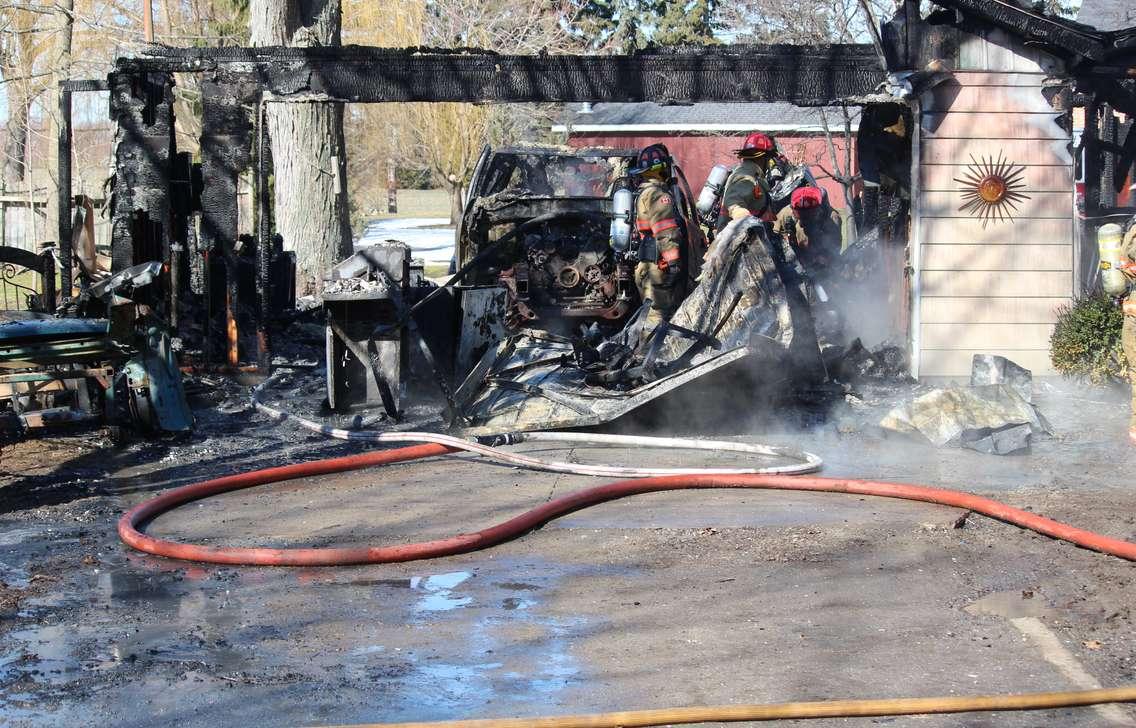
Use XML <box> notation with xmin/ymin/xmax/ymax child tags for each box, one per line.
<box><xmin>457</xmin><ymin>146</ymin><xmax>706</xmax><ymax>334</ymax></box>
<box><xmin>459</xmin><ymin>146</ymin><xmax>640</xmax><ymax>330</ymax></box>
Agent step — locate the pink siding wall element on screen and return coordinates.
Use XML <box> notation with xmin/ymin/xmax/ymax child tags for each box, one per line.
<box><xmin>568</xmin><ymin>133</ymin><xmax>857</xmax><ymax>208</ymax></box>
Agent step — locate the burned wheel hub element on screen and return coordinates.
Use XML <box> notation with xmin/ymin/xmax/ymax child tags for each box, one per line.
<box><xmin>557</xmin><ymin>267</ymin><xmax>582</xmax><ymax>288</ymax></box>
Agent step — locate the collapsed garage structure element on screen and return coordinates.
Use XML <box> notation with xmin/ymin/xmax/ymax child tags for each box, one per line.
<box><xmin>35</xmin><ymin>0</ymin><xmax>1136</xmax><ymax>431</ymax></box>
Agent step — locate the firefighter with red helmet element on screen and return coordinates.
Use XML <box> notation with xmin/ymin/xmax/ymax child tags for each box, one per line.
<box><xmin>629</xmin><ymin>143</ymin><xmax>686</xmax><ymax>329</ymax></box>
<box><xmin>773</xmin><ymin>185</ymin><xmax>845</xmax><ymax>273</ymax></box>
<box><xmin>715</xmin><ymin>132</ymin><xmax>785</xmax><ymax>231</ymax></box>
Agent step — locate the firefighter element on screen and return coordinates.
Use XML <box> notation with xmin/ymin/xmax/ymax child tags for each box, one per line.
<box><xmin>715</xmin><ymin>132</ymin><xmax>784</xmax><ymax>231</ymax></box>
<box><xmin>629</xmin><ymin>143</ymin><xmax>686</xmax><ymax>329</ymax></box>
<box><xmin>773</xmin><ymin>185</ymin><xmax>844</xmax><ymax>274</ymax></box>
<box><xmin>1122</xmin><ymin>224</ymin><xmax>1136</xmax><ymax>445</ymax></box>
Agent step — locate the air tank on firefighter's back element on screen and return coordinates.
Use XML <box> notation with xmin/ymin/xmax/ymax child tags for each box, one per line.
<box><xmin>1099</xmin><ymin>223</ymin><xmax>1131</xmax><ymax>297</ymax></box>
<box><xmin>696</xmin><ymin>164</ymin><xmax>731</xmax><ymax>216</ymax></box>
<box><xmin>610</xmin><ymin>187</ymin><xmax>633</xmax><ymax>253</ymax></box>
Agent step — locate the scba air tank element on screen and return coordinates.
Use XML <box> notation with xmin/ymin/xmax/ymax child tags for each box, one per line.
<box><xmin>1099</xmin><ymin>223</ymin><xmax>1130</xmax><ymax>297</ymax></box>
<box><xmin>609</xmin><ymin>188</ymin><xmax>634</xmax><ymax>253</ymax></box>
<box><xmin>696</xmin><ymin>164</ymin><xmax>731</xmax><ymax>216</ymax></box>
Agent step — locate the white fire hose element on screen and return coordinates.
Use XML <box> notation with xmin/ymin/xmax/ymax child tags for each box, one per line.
<box><xmin>251</xmin><ymin>376</ymin><xmax>822</xmax><ymax>477</ymax></box>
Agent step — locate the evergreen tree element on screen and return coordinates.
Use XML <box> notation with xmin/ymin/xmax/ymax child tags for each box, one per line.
<box><xmin>564</xmin><ymin>0</ymin><xmax>720</xmax><ymax>51</ymax></box>
<box><xmin>654</xmin><ymin>0</ymin><xmax>720</xmax><ymax>45</ymax></box>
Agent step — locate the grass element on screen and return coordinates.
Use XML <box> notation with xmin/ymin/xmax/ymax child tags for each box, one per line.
<box><xmin>369</xmin><ymin>189</ymin><xmax>451</xmax><ymax>220</ymax></box>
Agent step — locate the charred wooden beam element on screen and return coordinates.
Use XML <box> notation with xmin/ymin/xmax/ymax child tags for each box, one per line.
<box><xmin>120</xmin><ymin>44</ymin><xmax>885</xmax><ymax>106</ymax></box>
<box><xmin>931</xmin><ymin>0</ymin><xmax>1105</xmax><ymax>62</ymax></box>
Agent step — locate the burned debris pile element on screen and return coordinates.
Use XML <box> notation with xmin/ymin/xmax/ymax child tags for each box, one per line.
<box><xmin>454</xmin><ymin>218</ymin><xmax>830</xmax><ymax>434</ymax></box>
<box><xmin>881</xmin><ymin>355</ymin><xmax>1052</xmax><ymax>455</ymax></box>
<box><xmin>0</xmin><ymin>263</ymin><xmax>193</xmax><ymax>442</ymax></box>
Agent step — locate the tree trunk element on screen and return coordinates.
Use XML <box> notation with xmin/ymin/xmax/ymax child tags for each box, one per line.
<box><xmin>250</xmin><ymin>0</ymin><xmax>351</xmax><ymax>296</ymax></box>
<box><xmin>3</xmin><ymin>89</ymin><xmax>30</xmax><ymax>189</ymax></box>
<box><xmin>448</xmin><ymin>176</ymin><xmax>464</xmax><ymax>226</ymax></box>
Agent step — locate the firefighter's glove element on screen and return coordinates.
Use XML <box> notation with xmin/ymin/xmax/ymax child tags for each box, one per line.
<box><xmin>1120</xmin><ymin>261</ymin><xmax>1136</xmax><ymax>279</ymax></box>
<box><xmin>658</xmin><ymin>248</ymin><xmax>681</xmax><ymax>285</ymax></box>
<box><xmin>658</xmin><ymin>260</ymin><xmax>681</xmax><ymax>285</ymax></box>
<box><xmin>728</xmin><ymin>205</ymin><xmax>750</xmax><ymax>221</ymax></box>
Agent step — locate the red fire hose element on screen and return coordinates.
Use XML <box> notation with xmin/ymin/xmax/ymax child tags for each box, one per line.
<box><xmin>118</xmin><ymin>442</ymin><xmax>1136</xmax><ymax>566</ymax></box>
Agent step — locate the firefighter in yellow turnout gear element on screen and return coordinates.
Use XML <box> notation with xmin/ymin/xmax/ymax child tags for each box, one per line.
<box><xmin>630</xmin><ymin>144</ymin><xmax>686</xmax><ymax>329</ymax></box>
<box><xmin>1121</xmin><ymin>225</ymin><xmax>1136</xmax><ymax>445</ymax></box>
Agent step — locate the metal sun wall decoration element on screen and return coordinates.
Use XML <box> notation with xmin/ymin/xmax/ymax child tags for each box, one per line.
<box><xmin>953</xmin><ymin>152</ymin><xmax>1031</xmax><ymax>227</ymax></box>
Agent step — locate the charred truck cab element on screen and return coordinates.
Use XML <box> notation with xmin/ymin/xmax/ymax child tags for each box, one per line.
<box><xmin>457</xmin><ymin>146</ymin><xmax>704</xmax><ymax>339</ymax></box>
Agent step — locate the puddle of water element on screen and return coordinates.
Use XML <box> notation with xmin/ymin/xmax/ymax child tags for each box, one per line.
<box><xmin>0</xmin><ymin>525</ymin><xmax>47</xmax><ymax>548</ymax></box>
<box><xmin>412</xmin><ymin>571</ymin><xmax>473</xmax><ymax>613</ymax></box>
<box><xmin>493</xmin><ymin>582</ymin><xmax>542</xmax><ymax>591</ymax></box>
<box><xmin>3</xmin><ymin>624</ymin><xmax>84</xmax><ymax>687</ymax></box>
<box><xmin>99</xmin><ymin>569</ymin><xmax>185</xmax><ymax>614</ymax></box>
<box><xmin>390</xmin><ymin>661</ymin><xmax>504</xmax><ymax>718</ymax></box>
<box><xmin>527</xmin><ymin>651</ymin><xmax>580</xmax><ymax>694</ymax></box>
<box><xmin>0</xmin><ymin>562</ymin><xmax>29</xmax><ymax>589</ymax></box>
<box><xmin>110</xmin><ymin>623</ymin><xmax>248</xmax><ymax>673</ymax></box>
<box><xmin>965</xmin><ymin>589</ymin><xmax>1054</xmax><ymax>619</ymax></box>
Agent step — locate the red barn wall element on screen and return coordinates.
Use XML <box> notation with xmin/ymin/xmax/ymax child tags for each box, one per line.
<box><xmin>568</xmin><ymin>132</ymin><xmax>856</xmax><ymax>208</ymax></box>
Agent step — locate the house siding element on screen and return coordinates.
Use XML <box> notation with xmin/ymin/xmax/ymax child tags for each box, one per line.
<box><xmin>916</xmin><ymin>59</ymin><xmax>1073</xmax><ymax>377</ymax></box>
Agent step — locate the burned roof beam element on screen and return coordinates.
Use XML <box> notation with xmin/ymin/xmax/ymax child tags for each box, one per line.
<box><xmin>117</xmin><ymin>44</ymin><xmax>886</xmax><ymax>106</ymax></box>
<box><xmin>931</xmin><ymin>0</ymin><xmax>1106</xmax><ymax>62</ymax></box>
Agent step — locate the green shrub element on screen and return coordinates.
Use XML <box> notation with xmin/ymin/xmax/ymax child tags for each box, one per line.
<box><xmin>1049</xmin><ymin>293</ymin><xmax>1130</xmax><ymax>384</ymax></box>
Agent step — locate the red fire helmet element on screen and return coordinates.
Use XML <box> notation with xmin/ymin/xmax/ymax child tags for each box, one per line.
<box><xmin>734</xmin><ymin>132</ymin><xmax>775</xmax><ymax>156</ymax></box>
<box><xmin>791</xmin><ymin>186</ymin><xmax>824</xmax><ymax>210</ymax></box>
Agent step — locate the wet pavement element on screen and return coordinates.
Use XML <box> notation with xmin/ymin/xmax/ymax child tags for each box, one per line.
<box><xmin>1</xmin><ymin>377</ymin><xmax>1135</xmax><ymax>726</ymax></box>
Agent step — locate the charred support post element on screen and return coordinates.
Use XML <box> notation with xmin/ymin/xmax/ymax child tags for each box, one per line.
<box><xmin>198</xmin><ymin>75</ymin><xmax>257</xmax><ymax>365</ymax></box>
<box><xmin>1101</xmin><ymin>104</ymin><xmax>1118</xmax><ymax>209</ymax></box>
<box><xmin>57</xmin><ymin>79</ymin><xmax>110</xmax><ymax>302</ymax></box>
<box><xmin>255</xmin><ymin>102</ymin><xmax>272</xmax><ymax>370</ymax></box>
<box><xmin>57</xmin><ymin>84</ymin><xmax>72</xmax><ymax>303</ymax></box>
<box><xmin>108</xmin><ymin>71</ymin><xmax>176</xmax><ymax>275</ymax></box>
<box><xmin>1084</xmin><ymin>97</ymin><xmax>1102</xmax><ymax>215</ymax></box>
